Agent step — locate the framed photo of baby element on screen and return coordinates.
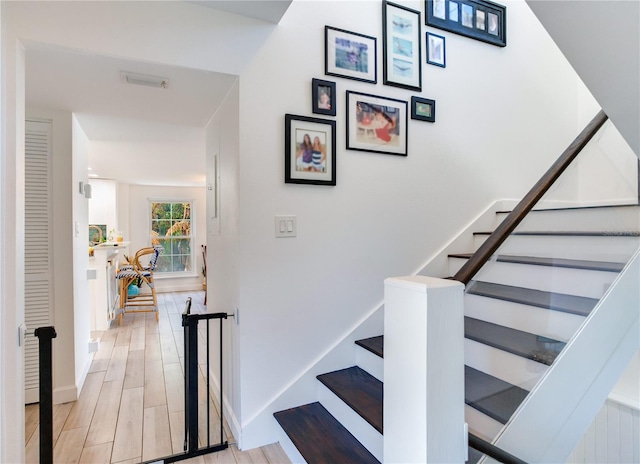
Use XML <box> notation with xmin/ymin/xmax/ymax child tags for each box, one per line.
<box><xmin>285</xmin><ymin>114</ymin><xmax>337</xmax><ymax>186</ymax></box>
<box><xmin>312</xmin><ymin>78</ymin><xmax>336</xmax><ymax>116</ymax></box>
<box><xmin>346</xmin><ymin>91</ymin><xmax>408</xmax><ymax>156</ymax></box>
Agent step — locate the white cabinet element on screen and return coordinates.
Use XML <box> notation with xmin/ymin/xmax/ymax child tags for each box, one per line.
<box><xmin>88</xmin><ymin>242</ymin><xmax>130</xmax><ymax>331</ymax></box>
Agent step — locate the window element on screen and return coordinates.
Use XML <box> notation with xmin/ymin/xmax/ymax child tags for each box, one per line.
<box><xmin>150</xmin><ymin>201</ymin><xmax>194</xmax><ymax>274</ymax></box>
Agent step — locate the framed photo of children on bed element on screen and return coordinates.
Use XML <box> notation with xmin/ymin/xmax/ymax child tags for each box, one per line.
<box><xmin>346</xmin><ymin>91</ymin><xmax>408</xmax><ymax>156</ymax></box>
<box><xmin>285</xmin><ymin>114</ymin><xmax>337</xmax><ymax>186</ymax></box>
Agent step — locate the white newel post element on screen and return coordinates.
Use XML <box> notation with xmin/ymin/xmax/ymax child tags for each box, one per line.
<box><xmin>384</xmin><ymin>276</ymin><xmax>466</xmax><ymax>463</ymax></box>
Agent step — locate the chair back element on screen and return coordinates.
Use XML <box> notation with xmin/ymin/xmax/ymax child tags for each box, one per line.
<box><xmin>149</xmin><ymin>245</ymin><xmax>163</xmax><ymax>271</ymax></box>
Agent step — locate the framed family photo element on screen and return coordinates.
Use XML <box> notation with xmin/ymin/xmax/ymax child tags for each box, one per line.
<box><xmin>382</xmin><ymin>1</ymin><xmax>422</xmax><ymax>91</ymax></box>
<box><xmin>426</xmin><ymin>32</ymin><xmax>446</xmax><ymax>67</ymax></box>
<box><xmin>426</xmin><ymin>0</ymin><xmax>506</xmax><ymax>47</ymax></box>
<box><xmin>312</xmin><ymin>78</ymin><xmax>336</xmax><ymax>116</ymax></box>
<box><xmin>285</xmin><ymin>114</ymin><xmax>336</xmax><ymax>186</ymax></box>
<box><xmin>325</xmin><ymin>26</ymin><xmax>377</xmax><ymax>84</ymax></box>
<box><xmin>411</xmin><ymin>96</ymin><xmax>436</xmax><ymax>122</ymax></box>
<box><xmin>346</xmin><ymin>91</ymin><xmax>408</xmax><ymax>157</ymax></box>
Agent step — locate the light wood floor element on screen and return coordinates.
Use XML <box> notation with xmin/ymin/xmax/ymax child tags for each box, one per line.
<box><xmin>25</xmin><ymin>291</ymin><xmax>291</xmax><ymax>464</ymax></box>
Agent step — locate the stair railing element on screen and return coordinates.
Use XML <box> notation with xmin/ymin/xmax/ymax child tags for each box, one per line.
<box><xmin>453</xmin><ymin>110</ymin><xmax>608</xmax><ymax>285</ymax></box>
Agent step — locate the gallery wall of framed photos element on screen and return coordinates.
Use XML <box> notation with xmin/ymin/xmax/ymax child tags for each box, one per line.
<box><xmin>284</xmin><ymin>0</ymin><xmax>506</xmax><ymax>186</ymax></box>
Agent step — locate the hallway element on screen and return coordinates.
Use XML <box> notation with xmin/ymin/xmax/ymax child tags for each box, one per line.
<box><xmin>25</xmin><ymin>291</ymin><xmax>290</xmax><ymax>463</ymax></box>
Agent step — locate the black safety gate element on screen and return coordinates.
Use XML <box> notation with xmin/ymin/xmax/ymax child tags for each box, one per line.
<box><xmin>147</xmin><ymin>297</ymin><xmax>231</xmax><ymax>463</ymax></box>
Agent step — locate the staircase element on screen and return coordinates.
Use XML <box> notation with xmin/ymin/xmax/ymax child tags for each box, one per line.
<box><xmin>273</xmin><ymin>204</ymin><xmax>640</xmax><ymax>463</ymax></box>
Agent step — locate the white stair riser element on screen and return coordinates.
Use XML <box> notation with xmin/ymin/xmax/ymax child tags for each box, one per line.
<box><xmin>473</xmin><ymin>260</ymin><xmax>617</xmax><ymax>299</ymax></box>
<box><xmin>356</xmin><ymin>347</ymin><xmax>383</xmax><ymax>382</ymax></box>
<box><xmin>465</xmin><ymin>293</ymin><xmax>585</xmax><ymax>342</ymax></box>
<box><xmin>496</xmin><ymin>207</ymin><xmax>640</xmax><ymax>232</ymax></box>
<box><xmin>465</xmin><ymin>339</ymin><xmax>547</xmax><ymax>391</ymax></box>
<box><xmin>276</xmin><ymin>420</ymin><xmax>308</xmax><ymax>463</ymax></box>
<box><xmin>317</xmin><ymin>383</ymin><xmax>383</xmax><ymax>462</ymax></box>
<box><xmin>474</xmin><ymin>235</ymin><xmax>640</xmax><ymax>262</ymax></box>
<box><xmin>449</xmin><ymin>257</ymin><xmax>468</xmax><ymax>276</ymax></box>
<box><xmin>465</xmin><ymin>404</ymin><xmax>503</xmax><ymax>443</ymax></box>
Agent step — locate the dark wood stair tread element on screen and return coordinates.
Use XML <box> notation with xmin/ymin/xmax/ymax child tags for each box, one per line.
<box><xmin>465</xmin><ymin>366</ymin><xmax>528</xmax><ymax>425</ymax></box>
<box><xmin>317</xmin><ymin>366</ymin><xmax>383</xmax><ymax>434</ymax></box>
<box><xmin>274</xmin><ymin>402</ymin><xmax>380</xmax><ymax>464</ymax></box>
<box><xmin>449</xmin><ymin>253</ymin><xmax>625</xmax><ymax>272</ymax></box>
<box><xmin>496</xmin><ymin>203</ymin><xmax>640</xmax><ymax>214</ymax></box>
<box><xmin>467</xmin><ymin>281</ymin><xmax>597</xmax><ymax>317</ymax></box>
<box><xmin>465</xmin><ymin>316</ymin><xmax>565</xmax><ymax>365</ymax></box>
<box><xmin>355</xmin><ymin>336</ymin><xmax>383</xmax><ymax>358</ymax></box>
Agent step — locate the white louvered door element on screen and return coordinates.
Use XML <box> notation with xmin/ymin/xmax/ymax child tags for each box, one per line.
<box><xmin>24</xmin><ymin>120</ymin><xmax>53</xmax><ymax>404</ymax></box>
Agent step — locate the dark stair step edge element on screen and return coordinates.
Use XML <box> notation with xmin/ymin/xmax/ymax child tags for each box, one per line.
<box><xmin>355</xmin><ymin>336</ymin><xmax>384</xmax><ymax>358</ymax></box>
<box><xmin>496</xmin><ymin>203</ymin><xmax>640</xmax><ymax>214</ymax></box>
<box><xmin>467</xmin><ymin>280</ymin><xmax>597</xmax><ymax>317</ymax></box>
<box><xmin>351</xmin><ymin>337</ymin><xmax>529</xmax><ymax>445</ymax></box>
<box><xmin>473</xmin><ymin>230</ymin><xmax>640</xmax><ymax>236</ymax></box>
<box><xmin>448</xmin><ymin>253</ymin><xmax>625</xmax><ymax>273</ymax></box>
<box><xmin>465</xmin><ymin>366</ymin><xmax>529</xmax><ymax>425</ymax></box>
<box><xmin>274</xmin><ymin>402</ymin><xmax>380</xmax><ymax>464</ymax></box>
<box><xmin>465</xmin><ymin>316</ymin><xmax>565</xmax><ymax>366</ymax></box>
<box><xmin>317</xmin><ymin>366</ymin><xmax>383</xmax><ymax>434</ymax></box>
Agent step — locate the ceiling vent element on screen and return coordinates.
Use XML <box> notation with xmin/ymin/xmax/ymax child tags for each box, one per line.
<box><xmin>120</xmin><ymin>71</ymin><xmax>169</xmax><ymax>89</ymax></box>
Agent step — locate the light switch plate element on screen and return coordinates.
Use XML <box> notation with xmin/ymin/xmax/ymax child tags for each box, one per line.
<box><xmin>275</xmin><ymin>215</ymin><xmax>296</xmax><ymax>238</ymax></box>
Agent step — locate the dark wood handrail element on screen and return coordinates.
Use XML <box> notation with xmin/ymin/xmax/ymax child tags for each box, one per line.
<box><xmin>453</xmin><ymin>110</ymin><xmax>608</xmax><ymax>284</ymax></box>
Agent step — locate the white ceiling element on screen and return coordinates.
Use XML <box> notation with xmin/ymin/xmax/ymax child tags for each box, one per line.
<box><xmin>23</xmin><ymin>0</ymin><xmax>293</xmax><ymax>187</ymax></box>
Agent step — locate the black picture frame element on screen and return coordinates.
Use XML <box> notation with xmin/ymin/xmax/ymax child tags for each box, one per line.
<box><xmin>411</xmin><ymin>96</ymin><xmax>436</xmax><ymax>122</ymax></box>
<box><xmin>325</xmin><ymin>26</ymin><xmax>377</xmax><ymax>84</ymax></box>
<box><xmin>426</xmin><ymin>0</ymin><xmax>506</xmax><ymax>47</ymax></box>
<box><xmin>382</xmin><ymin>1</ymin><xmax>422</xmax><ymax>91</ymax></box>
<box><xmin>346</xmin><ymin>90</ymin><xmax>408</xmax><ymax>157</ymax></box>
<box><xmin>312</xmin><ymin>78</ymin><xmax>336</xmax><ymax>116</ymax></box>
<box><xmin>426</xmin><ymin>32</ymin><xmax>446</xmax><ymax>67</ymax></box>
<box><xmin>285</xmin><ymin>114</ymin><xmax>336</xmax><ymax>186</ymax></box>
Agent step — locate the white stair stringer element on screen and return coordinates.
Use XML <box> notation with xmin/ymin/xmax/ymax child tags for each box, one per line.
<box><xmin>496</xmin><ymin>205</ymin><xmax>640</xmax><ymax>232</ymax></box>
<box><xmin>317</xmin><ymin>382</ymin><xmax>383</xmax><ymax>462</ymax></box>
<box><xmin>465</xmin><ymin>339</ymin><xmax>547</xmax><ymax>391</ymax></box>
<box><xmin>472</xmin><ymin>259</ymin><xmax>619</xmax><ymax>299</ymax></box>
<box><xmin>490</xmin><ymin>248</ymin><xmax>640</xmax><ymax>463</ymax></box>
<box><xmin>464</xmin><ymin>293</ymin><xmax>585</xmax><ymax>343</ymax></box>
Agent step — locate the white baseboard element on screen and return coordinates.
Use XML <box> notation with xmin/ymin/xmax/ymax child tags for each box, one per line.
<box><xmin>53</xmin><ymin>384</ymin><xmax>78</xmax><ymax>404</ymax></box>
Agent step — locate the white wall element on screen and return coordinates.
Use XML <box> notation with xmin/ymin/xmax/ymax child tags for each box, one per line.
<box><xmin>526</xmin><ymin>0</ymin><xmax>640</xmax><ymax>156</ymax></box>
<box><xmin>0</xmin><ymin>29</ymin><xmax>27</xmax><ymax>463</ymax></box>
<box><xmin>71</xmin><ymin>115</ymin><xmax>92</xmax><ymax>396</ymax></box>
<box><xmin>126</xmin><ymin>184</ymin><xmax>207</xmax><ymax>292</ymax></box>
<box><xmin>206</xmin><ymin>80</ymin><xmax>241</xmax><ymax>436</ymax></box>
<box><xmin>235</xmin><ymin>0</ymin><xmax>598</xmax><ymax>443</ymax></box>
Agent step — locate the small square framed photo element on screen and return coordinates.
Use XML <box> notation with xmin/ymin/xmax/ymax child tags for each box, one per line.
<box><xmin>285</xmin><ymin>114</ymin><xmax>336</xmax><ymax>186</ymax></box>
<box><xmin>312</xmin><ymin>78</ymin><xmax>336</xmax><ymax>116</ymax></box>
<box><xmin>325</xmin><ymin>26</ymin><xmax>377</xmax><ymax>84</ymax></box>
<box><xmin>411</xmin><ymin>96</ymin><xmax>436</xmax><ymax>122</ymax></box>
<box><xmin>426</xmin><ymin>32</ymin><xmax>446</xmax><ymax>67</ymax></box>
